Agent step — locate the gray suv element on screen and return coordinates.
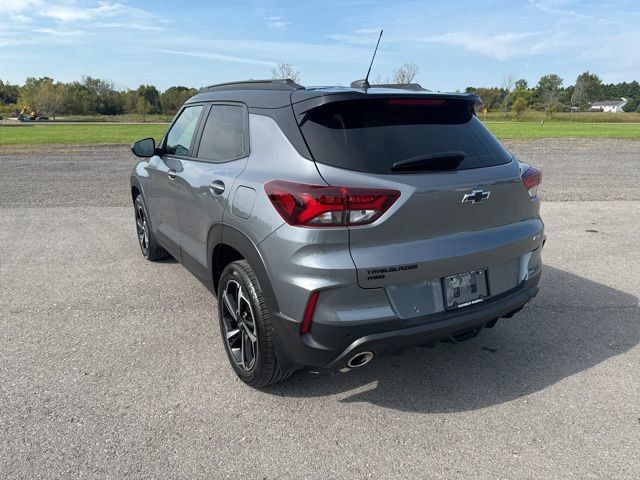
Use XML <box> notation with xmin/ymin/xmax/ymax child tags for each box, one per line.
<box><xmin>130</xmin><ymin>79</ymin><xmax>544</xmax><ymax>387</ymax></box>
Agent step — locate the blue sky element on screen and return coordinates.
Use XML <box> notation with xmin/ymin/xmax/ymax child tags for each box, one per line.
<box><xmin>1</xmin><ymin>0</ymin><xmax>638</xmax><ymax>92</ymax></box>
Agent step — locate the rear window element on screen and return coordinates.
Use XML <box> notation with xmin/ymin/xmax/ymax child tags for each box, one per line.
<box><xmin>299</xmin><ymin>99</ymin><xmax>512</xmax><ymax>174</ymax></box>
<box><xmin>197</xmin><ymin>104</ymin><xmax>247</xmax><ymax>162</ymax></box>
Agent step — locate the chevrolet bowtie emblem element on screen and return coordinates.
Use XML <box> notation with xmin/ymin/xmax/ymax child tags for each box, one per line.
<box><xmin>462</xmin><ymin>190</ymin><xmax>491</xmax><ymax>204</ymax></box>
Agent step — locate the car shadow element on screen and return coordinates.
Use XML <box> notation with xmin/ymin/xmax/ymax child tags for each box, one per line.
<box><xmin>157</xmin><ymin>256</ymin><xmax>178</xmax><ymax>264</ymax></box>
<box><xmin>263</xmin><ymin>266</ymin><xmax>639</xmax><ymax>412</ymax></box>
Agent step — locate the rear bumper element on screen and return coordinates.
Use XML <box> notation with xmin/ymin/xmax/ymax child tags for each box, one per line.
<box><xmin>326</xmin><ymin>274</ymin><xmax>539</xmax><ymax>368</ymax></box>
<box><xmin>271</xmin><ymin>272</ymin><xmax>541</xmax><ymax>370</ymax></box>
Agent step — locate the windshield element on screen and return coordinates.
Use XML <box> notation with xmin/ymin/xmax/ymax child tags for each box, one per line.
<box><xmin>299</xmin><ymin>99</ymin><xmax>512</xmax><ymax>174</ymax></box>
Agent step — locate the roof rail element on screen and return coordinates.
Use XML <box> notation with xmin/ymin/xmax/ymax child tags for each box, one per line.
<box><xmin>369</xmin><ymin>83</ymin><xmax>429</xmax><ymax>92</ymax></box>
<box><xmin>202</xmin><ymin>79</ymin><xmax>304</xmax><ymax>92</ymax></box>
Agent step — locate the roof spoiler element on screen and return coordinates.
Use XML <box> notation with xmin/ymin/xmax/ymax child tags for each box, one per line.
<box><xmin>293</xmin><ymin>91</ymin><xmax>481</xmax><ymax>119</ymax></box>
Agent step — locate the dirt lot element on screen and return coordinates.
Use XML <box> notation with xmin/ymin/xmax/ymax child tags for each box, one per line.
<box><xmin>1</xmin><ymin>139</ymin><xmax>638</xmax><ymax>479</ymax></box>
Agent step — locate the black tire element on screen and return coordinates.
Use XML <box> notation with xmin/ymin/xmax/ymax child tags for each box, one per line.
<box><xmin>218</xmin><ymin>260</ymin><xmax>293</xmax><ymax>387</ymax></box>
<box><xmin>134</xmin><ymin>194</ymin><xmax>170</xmax><ymax>261</ymax></box>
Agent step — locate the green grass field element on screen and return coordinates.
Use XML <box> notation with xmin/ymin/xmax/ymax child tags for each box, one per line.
<box><xmin>0</xmin><ymin>120</ymin><xmax>638</xmax><ymax>146</ymax></box>
<box><xmin>482</xmin><ymin>111</ymin><xmax>640</xmax><ymax>123</ymax></box>
<box><xmin>0</xmin><ymin>123</ymin><xmax>168</xmax><ymax>145</ymax></box>
<box><xmin>485</xmin><ymin>121</ymin><xmax>640</xmax><ymax>139</ymax></box>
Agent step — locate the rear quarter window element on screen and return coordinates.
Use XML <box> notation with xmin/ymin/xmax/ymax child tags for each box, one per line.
<box><xmin>299</xmin><ymin>99</ymin><xmax>512</xmax><ymax>174</ymax></box>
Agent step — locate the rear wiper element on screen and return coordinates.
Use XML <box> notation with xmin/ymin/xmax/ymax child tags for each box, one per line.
<box><xmin>391</xmin><ymin>151</ymin><xmax>466</xmax><ymax>172</ymax></box>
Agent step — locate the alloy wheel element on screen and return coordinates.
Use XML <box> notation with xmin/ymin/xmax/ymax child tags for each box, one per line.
<box><xmin>135</xmin><ymin>203</ymin><xmax>149</xmax><ymax>256</ymax></box>
<box><xmin>221</xmin><ymin>280</ymin><xmax>258</xmax><ymax>371</ymax></box>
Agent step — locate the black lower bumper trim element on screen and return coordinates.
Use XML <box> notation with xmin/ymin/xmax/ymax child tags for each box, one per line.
<box><xmin>326</xmin><ymin>279</ymin><xmax>540</xmax><ymax>369</ymax></box>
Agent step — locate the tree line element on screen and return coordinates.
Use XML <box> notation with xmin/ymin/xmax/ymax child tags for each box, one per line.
<box><xmin>1</xmin><ymin>68</ymin><xmax>638</xmax><ymax>119</ymax></box>
<box><xmin>275</xmin><ymin>63</ymin><xmax>640</xmax><ymax>115</ymax></box>
<box><xmin>466</xmin><ymin>72</ymin><xmax>640</xmax><ymax>116</ymax></box>
<box><xmin>0</xmin><ymin>76</ymin><xmax>198</xmax><ymax>119</ymax></box>
<box><xmin>0</xmin><ymin>63</ymin><xmax>424</xmax><ymax>119</ymax></box>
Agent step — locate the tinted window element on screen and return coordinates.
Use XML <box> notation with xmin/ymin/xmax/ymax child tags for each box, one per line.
<box><xmin>299</xmin><ymin>99</ymin><xmax>512</xmax><ymax>174</ymax></box>
<box><xmin>197</xmin><ymin>105</ymin><xmax>246</xmax><ymax>162</ymax></box>
<box><xmin>165</xmin><ymin>105</ymin><xmax>203</xmax><ymax>156</ymax></box>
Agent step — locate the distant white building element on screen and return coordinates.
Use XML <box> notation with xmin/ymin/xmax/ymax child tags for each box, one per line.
<box><xmin>589</xmin><ymin>98</ymin><xmax>627</xmax><ymax>113</ymax></box>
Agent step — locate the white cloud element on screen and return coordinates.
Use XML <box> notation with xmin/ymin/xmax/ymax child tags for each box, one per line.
<box><xmin>354</xmin><ymin>28</ymin><xmax>380</xmax><ymax>34</ymax></box>
<box><xmin>267</xmin><ymin>16</ymin><xmax>288</xmax><ymax>30</ymax></box>
<box><xmin>327</xmin><ymin>33</ymin><xmax>355</xmax><ymax>42</ymax></box>
<box><xmin>0</xmin><ymin>28</ymin><xmax>86</xmax><ymax>48</ymax></box>
<box><xmin>157</xmin><ymin>49</ymin><xmax>277</xmax><ymax>67</ymax></box>
<box><xmin>327</xmin><ymin>29</ymin><xmax>383</xmax><ymax>46</ymax></box>
<box><xmin>40</xmin><ymin>4</ymin><xmax>93</xmax><ymax>22</ymax></box>
<box><xmin>419</xmin><ymin>31</ymin><xmax>567</xmax><ymax>61</ymax></box>
<box><xmin>33</xmin><ymin>28</ymin><xmax>87</xmax><ymax>37</ymax></box>
<box><xmin>165</xmin><ymin>37</ymin><xmax>374</xmax><ymax>65</ymax></box>
<box><xmin>40</xmin><ymin>2</ymin><xmax>155</xmax><ymax>23</ymax></box>
<box><xmin>0</xmin><ymin>1</ymin><xmax>159</xmax><ymax>26</ymax></box>
<box><xmin>529</xmin><ymin>0</ymin><xmax>592</xmax><ymax>18</ymax></box>
<box><xmin>0</xmin><ymin>37</ymin><xmax>30</xmax><ymax>47</ymax></box>
<box><xmin>0</xmin><ymin>0</ymin><xmax>41</xmax><ymax>14</ymax></box>
<box><xmin>12</xmin><ymin>14</ymin><xmax>33</xmax><ymax>24</ymax></box>
<box><xmin>94</xmin><ymin>22</ymin><xmax>162</xmax><ymax>32</ymax></box>
<box><xmin>0</xmin><ymin>0</ymin><xmax>161</xmax><ymax>51</ymax></box>
<box><xmin>528</xmin><ymin>0</ymin><xmax>617</xmax><ymax>23</ymax></box>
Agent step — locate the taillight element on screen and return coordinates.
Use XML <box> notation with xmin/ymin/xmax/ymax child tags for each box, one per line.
<box><xmin>386</xmin><ymin>98</ymin><xmax>446</xmax><ymax>106</ymax></box>
<box><xmin>264</xmin><ymin>180</ymin><xmax>400</xmax><ymax>227</ymax></box>
<box><xmin>521</xmin><ymin>165</ymin><xmax>542</xmax><ymax>198</ymax></box>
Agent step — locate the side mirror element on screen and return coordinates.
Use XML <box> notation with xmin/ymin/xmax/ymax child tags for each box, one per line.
<box><xmin>131</xmin><ymin>137</ymin><xmax>157</xmax><ymax>158</ymax></box>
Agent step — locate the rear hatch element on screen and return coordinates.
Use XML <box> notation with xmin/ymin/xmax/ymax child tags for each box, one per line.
<box><xmin>295</xmin><ymin>94</ymin><xmax>542</xmax><ymax>289</ymax></box>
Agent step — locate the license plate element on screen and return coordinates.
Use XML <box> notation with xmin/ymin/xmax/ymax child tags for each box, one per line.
<box><xmin>443</xmin><ymin>270</ymin><xmax>489</xmax><ymax>310</ymax></box>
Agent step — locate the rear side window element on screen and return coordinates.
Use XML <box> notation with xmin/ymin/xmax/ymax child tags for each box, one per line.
<box><xmin>197</xmin><ymin>104</ymin><xmax>247</xmax><ymax>162</ymax></box>
<box><xmin>165</xmin><ymin>105</ymin><xmax>203</xmax><ymax>156</ymax></box>
<box><xmin>299</xmin><ymin>99</ymin><xmax>512</xmax><ymax>174</ymax></box>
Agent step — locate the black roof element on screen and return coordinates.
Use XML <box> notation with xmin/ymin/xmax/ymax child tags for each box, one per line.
<box><xmin>186</xmin><ymin>79</ymin><xmax>301</xmax><ymax>109</ymax></box>
<box><xmin>185</xmin><ymin>79</ymin><xmax>479</xmax><ymax>110</ymax></box>
<box><xmin>202</xmin><ymin>79</ymin><xmax>302</xmax><ymax>92</ymax></box>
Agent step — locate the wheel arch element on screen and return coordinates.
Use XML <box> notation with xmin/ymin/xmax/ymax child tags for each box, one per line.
<box><xmin>209</xmin><ymin>225</ymin><xmax>295</xmax><ymax>372</ymax></box>
<box><xmin>208</xmin><ymin>225</ymin><xmax>279</xmax><ymax>312</ymax></box>
<box><xmin>130</xmin><ymin>176</ymin><xmax>144</xmax><ymax>204</ymax></box>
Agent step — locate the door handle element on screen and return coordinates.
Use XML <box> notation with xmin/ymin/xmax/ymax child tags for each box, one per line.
<box><xmin>209</xmin><ymin>180</ymin><xmax>225</xmax><ymax>195</ymax></box>
<box><xmin>167</xmin><ymin>169</ymin><xmax>177</xmax><ymax>179</ymax></box>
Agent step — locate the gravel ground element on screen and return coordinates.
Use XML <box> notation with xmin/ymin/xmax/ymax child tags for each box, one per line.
<box><xmin>0</xmin><ymin>144</ymin><xmax>133</xmax><ymax>207</ymax></box>
<box><xmin>503</xmin><ymin>138</ymin><xmax>640</xmax><ymax>201</ymax></box>
<box><xmin>0</xmin><ymin>138</ymin><xmax>639</xmax><ymax>207</ymax></box>
<box><xmin>0</xmin><ymin>139</ymin><xmax>638</xmax><ymax>479</ymax></box>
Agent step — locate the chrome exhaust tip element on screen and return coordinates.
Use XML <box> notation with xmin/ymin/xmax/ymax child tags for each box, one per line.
<box><xmin>346</xmin><ymin>351</ymin><xmax>374</xmax><ymax>368</ymax></box>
